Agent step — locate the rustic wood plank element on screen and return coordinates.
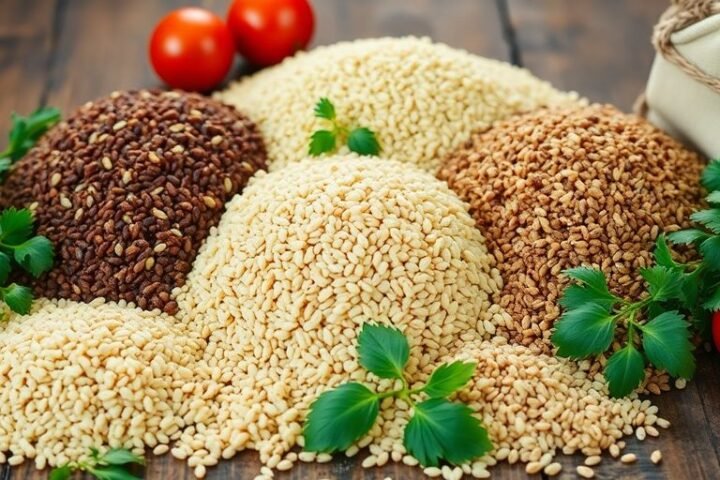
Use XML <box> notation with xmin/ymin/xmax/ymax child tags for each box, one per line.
<box><xmin>505</xmin><ymin>0</ymin><xmax>666</xmax><ymax>110</ymax></box>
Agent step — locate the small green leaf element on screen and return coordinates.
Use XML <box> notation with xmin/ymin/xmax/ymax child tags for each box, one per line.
<box><xmin>702</xmin><ymin>159</ymin><xmax>720</xmax><ymax>192</ymax></box>
<box><xmin>700</xmin><ymin>236</ymin><xmax>720</xmax><ymax>271</ymax></box>
<box><xmin>313</xmin><ymin>97</ymin><xmax>336</xmax><ymax>121</ymax></box>
<box><xmin>0</xmin><ymin>251</ymin><xmax>10</xmax><ymax>284</ymax></box>
<box><xmin>604</xmin><ymin>344</ymin><xmax>645</xmax><ymax>398</ymax></box>
<box><xmin>49</xmin><ymin>465</ymin><xmax>72</xmax><ymax>480</ymax></box>
<box><xmin>347</xmin><ymin>127</ymin><xmax>380</xmax><ymax>156</ymax></box>
<box><xmin>690</xmin><ymin>209</ymin><xmax>720</xmax><ymax>234</ymax></box>
<box><xmin>13</xmin><ymin>235</ymin><xmax>54</xmax><ymax>277</ymax></box>
<box><xmin>7</xmin><ymin>107</ymin><xmax>60</xmax><ymax>161</ymax></box>
<box><xmin>653</xmin><ymin>235</ymin><xmax>676</xmax><ymax>268</ymax></box>
<box><xmin>303</xmin><ymin>382</ymin><xmax>379</xmax><ymax>453</ymax></box>
<box><xmin>640</xmin><ymin>311</ymin><xmax>695</xmax><ymax>379</ymax></box>
<box><xmin>640</xmin><ymin>265</ymin><xmax>684</xmax><ymax>302</ymax></box>
<box><xmin>707</xmin><ymin>191</ymin><xmax>720</xmax><ymax>205</ymax></box>
<box><xmin>702</xmin><ymin>286</ymin><xmax>720</xmax><ymax>311</ymax></box>
<box><xmin>552</xmin><ymin>303</ymin><xmax>615</xmax><ymax>358</ymax></box>
<box><xmin>667</xmin><ymin>229</ymin><xmax>709</xmax><ymax>245</ymax></box>
<box><xmin>88</xmin><ymin>465</ymin><xmax>142</xmax><ymax>480</ymax></box>
<box><xmin>308</xmin><ymin>130</ymin><xmax>336</xmax><ymax>156</ymax></box>
<box><xmin>101</xmin><ymin>448</ymin><xmax>145</xmax><ymax>466</ymax></box>
<box><xmin>560</xmin><ymin>267</ymin><xmax>617</xmax><ymax>309</ymax></box>
<box><xmin>422</xmin><ymin>361</ymin><xmax>476</xmax><ymax>398</ymax></box>
<box><xmin>404</xmin><ymin>398</ymin><xmax>492</xmax><ymax>467</ymax></box>
<box><xmin>357</xmin><ymin>323</ymin><xmax>409</xmax><ymax>379</ymax></box>
<box><xmin>1</xmin><ymin>283</ymin><xmax>33</xmax><ymax>314</ymax></box>
<box><xmin>0</xmin><ymin>207</ymin><xmax>34</xmax><ymax>245</ymax></box>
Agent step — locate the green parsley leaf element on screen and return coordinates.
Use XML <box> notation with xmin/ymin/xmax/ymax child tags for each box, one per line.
<box><xmin>552</xmin><ymin>302</ymin><xmax>615</xmax><ymax>358</ymax></box>
<box><xmin>101</xmin><ymin>448</ymin><xmax>145</xmax><ymax>466</ymax></box>
<box><xmin>313</xmin><ymin>97</ymin><xmax>336</xmax><ymax>121</ymax></box>
<box><xmin>0</xmin><ymin>207</ymin><xmax>34</xmax><ymax>245</ymax></box>
<box><xmin>404</xmin><ymin>398</ymin><xmax>492</xmax><ymax>467</ymax></box>
<box><xmin>308</xmin><ymin>130</ymin><xmax>336</xmax><ymax>156</ymax></box>
<box><xmin>700</xmin><ymin>236</ymin><xmax>720</xmax><ymax>271</ymax></box>
<box><xmin>87</xmin><ymin>465</ymin><xmax>142</xmax><ymax>480</ymax></box>
<box><xmin>560</xmin><ymin>267</ymin><xmax>618</xmax><ymax>309</ymax></box>
<box><xmin>49</xmin><ymin>465</ymin><xmax>72</xmax><ymax>480</ymax></box>
<box><xmin>690</xmin><ymin>209</ymin><xmax>720</xmax><ymax>234</ymax></box>
<box><xmin>357</xmin><ymin>323</ymin><xmax>409</xmax><ymax>379</ymax></box>
<box><xmin>0</xmin><ymin>251</ymin><xmax>10</xmax><ymax>284</ymax></box>
<box><xmin>653</xmin><ymin>235</ymin><xmax>676</xmax><ymax>268</ymax></box>
<box><xmin>707</xmin><ymin>191</ymin><xmax>720</xmax><ymax>205</ymax></box>
<box><xmin>347</xmin><ymin>127</ymin><xmax>380</xmax><ymax>156</ymax></box>
<box><xmin>702</xmin><ymin>159</ymin><xmax>720</xmax><ymax>192</ymax></box>
<box><xmin>422</xmin><ymin>361</ymin><xmax>476</xmax><ymax>398</ymax></box>
<box><xmin>667</xmin><ymin>228</ymin><xmax>710</xmax><ymax>245</ymax></box>
<box><xmin>640</xmin><ymin>311</ymin><xmax>695</xmax><ymax>379</ymax></box>
<box><xmin>3</xmin><ymin>107</ymin><xmax>60</xmax><ymax>167</ymax></box>
<box><xmin>604</xmin><ymin>344</ymin><xmax>645</xmax><ymax>398</ymax></box>
<box><xmin>640</xmin><ymin>265</ymin><xmax>684</xmax><ymax>302</ymax></box>
<box><xmin>13</xmin><ymin>235</ymin><xmax>54</xmax><ymax>277</ymax></box>
<box><xmin>1</xmin><ymin>283</ymin><xmax>33</xmax><ymax>314</ymax></box>
<box><xmin>702</xmin><ymin>286</ymin><xmax>720</xmax><ymax>311</ymax></box>
<box><xmin>303</xmin><ymin>382</ymin><xmax>379</xmax><ymax>453</ymax></box>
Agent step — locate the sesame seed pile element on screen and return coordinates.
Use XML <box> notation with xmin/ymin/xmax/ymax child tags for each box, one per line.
<box><xmin>216</xmin><ymin>36</ymin><xmax>579</xmax><ymax>172</ymax></box>
<box><xmin>438</xmin><ymin>104</ymin><xmax>705</xmax><ymax>353</ymax></box>
<box><xmin>0</xmin><ymin>90</ymin><xmax>267</xmax><ymax>314</ymax></box>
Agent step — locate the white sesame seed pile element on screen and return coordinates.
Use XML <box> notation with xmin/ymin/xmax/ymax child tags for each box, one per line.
<box><xmin>216</xmin><ymin>37</ymin><xmax>579</xmax><ymax>172</ymax></box>
<box><xmin>0</xmin><ymin>298</ymin><xmax>202</xmax><ymax>470</ymax></box>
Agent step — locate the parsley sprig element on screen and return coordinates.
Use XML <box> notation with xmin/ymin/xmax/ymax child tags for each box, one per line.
<box><xmin>303</xmin><ymin>323</ymin><xmax>492</xmax><ymax>467</ymax></box>
<box><xmin>0</xmin><ymin>208</ymin><xmax>54</xmax><ymax>315</ymax></box>
<box><xmin>552</xmin><ymin>158</ymin><xmax>720</xmax><ymax>398</ymax></box>
<box><xmin>1</xmin><ymin>107</ymin><xmax>60</xmax><ymax>182</ymax></box>
<box><xmin>49</xmin><ymin>447</ymin><xmax>144</xmax><ymax>480</ymax></box>
<box><xmin>308</xmin><ymin>98</ymin><xmax>380</xmax><ymax>157</ymax></box>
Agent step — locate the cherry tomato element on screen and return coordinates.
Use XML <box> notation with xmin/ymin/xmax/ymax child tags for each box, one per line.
<box><xmin>226</xmin><ymin>0</ymin><xmax>314</xmax><ymax>66</ymax></box>
<box><xmin>713</xmin><ymin>311</ymin><xmax>720</xmax><ymax>352</ymax></box>
<box><xmin>149</xmin><ymin>7</ymin><xmax>235</xmax><ymax>91</ymax></box>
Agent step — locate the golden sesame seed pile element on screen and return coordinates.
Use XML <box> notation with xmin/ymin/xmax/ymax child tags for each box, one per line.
<box><xmin>0</xmin><ymin>38</ymin><xmax>705</xmax><ymax>480</ymax></box>
<box><xmin>217</xmin><ymin>36</ymin><xmax>579</xmax><ymax>172</ymax></box>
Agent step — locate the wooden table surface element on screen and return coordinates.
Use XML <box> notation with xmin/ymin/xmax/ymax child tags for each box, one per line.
<box><xmin>1</xmin><ymin>1</ymin><xmax>719</xmax><ymax>479</ymax></box>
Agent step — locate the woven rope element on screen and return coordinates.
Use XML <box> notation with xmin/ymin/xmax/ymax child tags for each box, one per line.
<box><xmin>653</xmin><ymin>0</ymin><xmax>720</xmax><ymax>93</ymax></box>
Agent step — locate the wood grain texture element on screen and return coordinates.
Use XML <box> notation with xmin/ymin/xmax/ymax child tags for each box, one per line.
<box><xmin>1</xmin><ymin>1</ymin><xmax>719</xmax><ymax>479</ymax></box>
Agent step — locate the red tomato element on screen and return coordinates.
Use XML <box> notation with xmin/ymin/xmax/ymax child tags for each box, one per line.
<box><xmin>149</xmin><ymin>7</ymin><xmax>235</xmax><ymax>91</ymax></box>
<box><xmin>226</xmin><ymin>0</ymin><xmax>314</xmax><ymax>66</ymax></box>
<box><xmin>713</xmin><ymin>311</ymin><xmax>720</xmax><ymax>352</ymax></box>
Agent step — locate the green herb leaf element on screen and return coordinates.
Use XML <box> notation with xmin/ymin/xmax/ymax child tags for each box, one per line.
<box><xmin>101</xmin><ymin>448</ymin><xmax>145</xmax><ymax>466</ymax></box>
<box><xmin>604</xmin><ymin>344</ymin><xmax>645</xmax><ymax>398</ymax></box>
<box><xmin>0</xmin><ymin>251</ymin><xmax>10</xmax><ymax>285</ymax></box>
<box><xmin>707</xmin><ymin>191</ymin><xmax>720</xmax><ymax>205</ymax></box>
<box><xmin>13</xmin><ymin>235</ymin><xmax>54</xmax><ymax>277</ymax></box>
<box><xmin>640</xmin><ymin>311</ymin><xmax>695</xmax><ymax>379</ymax></box>
<box><xmin>667</xmin><ymin>229</ymin><xmax>710</xmax><ymax>245</ymax></box>
<box><xmin>702</xmin><ymin>286</ymin><xmax>720</xmax><ymax>311</ymax></box>
<box><xmin>1</xmin><ymin>283</ymin><xmax>33</xmax><ymax>314</ymax></box>
<box><xmin>49</xmin><ymin>465</ymin><xmax>72</xmax><ymax>480</ymax></box>
<box><xmin>0</xmin><ymin>207</ymin><xmax>34</xmax><ymax>245</ymax></box>
<box><xmin>552</xmin><ymin>302</ymin><xmax>615</xmax><ymax>358</ymax></box>
<box><xmin>303</xmin><ymin>382</ymin><xmax>379</xmax><ymax>453</ymax></box>
<box><xmin>422</xmin><ymin>361</ymin><xmax>476</xmax><ymax>398</ymax></box>
<box><xmin>87</xmin><ymin>465</ymin><xmax>142</xmax><ymax>480</ymax></box>
<box><xmin>308</xmin><ymin>130</ymin><xmax>336</xmax><ymax>156</ymax></box>
<box><xmin>560</xmin><ymin>267</ymin><xmax>617</xmax><ymax>309</ymax></box>
<box><xmin>4</xmin><ymin>107</ymin><xmax>60</xmax><ymax>163</ymax></box>
<box><xmin>640</xmin><ymin>265</ymin><xmax>684</xmax><ymax>302</ymax></box>
<box><xmin>404</xmin><ymin>398</ymin><xmax>492</xmax><ymax>467</ymax></box>
<box><xmin>653</xmin><ymin>235</ymin><xmax>676</xmax><ymax>268</ymax></box>
<box><xmin>700</xmin><ymin>236</ymin><xmax>720</xmax><ymax>271</ymax></box>
<box><xmin>313</xmin><ymin>97</ymin><xmax>336</xmax><ymax>121</ymax></box>
<box><xmin>347</xmin><ymin>127</ymin><xmax>380</xmax><ymax>156</ymax></box>
<box><xmin>690</xmin><ymin>209</ymin><xmax>720</xmax><ymax>234</ymax></box>
<box><xmin>702</xmin><ymin>159</ymin><xmax>720</xmax><ymax>192</ymax></box>
<box><xmin>357</xmin><ymin>323</ymin><xmax>409</xmax><ymax>379</ymax></box>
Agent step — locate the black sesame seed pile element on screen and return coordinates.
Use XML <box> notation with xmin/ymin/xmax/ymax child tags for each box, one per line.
<box><xmin>0</xmin><ymin>90</ymin><xmax>267</xmax><ymax>313</ymax></box>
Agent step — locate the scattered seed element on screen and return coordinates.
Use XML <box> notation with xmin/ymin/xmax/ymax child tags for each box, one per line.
<box><xmin>584</xmin><ymin>455</ymin><xmax>601</xmax><ymax>466</ymax></box>
<box><xmin>50</xmin><ymin>172</ymin><xmax>62</xmax><ymax>187</ymax></box>
<box><xmin>576</xmin><ymin>465</ymin><xmax>594</xmax><ymax>478</ymax></box>
<box><xmin>621</xmin><ymin>453</ymin><xmax>637</xmax><ymax>464</ymax></box>
<box><xmin>651</xmin><ymin>450</ymin><xmax>662</xmax><ymax>464</ymax></box>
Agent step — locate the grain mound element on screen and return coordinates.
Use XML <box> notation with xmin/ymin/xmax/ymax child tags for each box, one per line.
<box><xmin>0</xmin><ymin>299</ymin><xmax>202</xmax><ymax>469</ymax></box>
<box><xmin>217</xmin><ymin>36</ymin><xmax>579</xmax><ymax>172</ymax></box>
<box><xmin>0</xmin><ymin>90</ymin><xmax>267</xmax><ymax>314</ymax></box>
<box><xmin>170</xmin><ymin>156</ymin><xmax>510</xmax><ymax>475</ymax></box>
<box><xmin>438</xmin><ymin>104</ymin><xmax>705</xmax><ymax>353</ymax></box>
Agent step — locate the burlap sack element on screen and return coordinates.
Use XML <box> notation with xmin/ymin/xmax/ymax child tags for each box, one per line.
<box><xmin>642</xmin><ymin>0</ymin><xmax>720</xmax><ymax>159</ymax></box>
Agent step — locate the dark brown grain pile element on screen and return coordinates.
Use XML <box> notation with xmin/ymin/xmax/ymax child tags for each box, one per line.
<box><xmin>438</xmin><ymin>104</ymin><xmax>705</xmax><ymax>353</ymax></box>
<box><xmin>0</xmin><ymin>90</ymin><xmax>266</xmax><ymax>313</ymax></box>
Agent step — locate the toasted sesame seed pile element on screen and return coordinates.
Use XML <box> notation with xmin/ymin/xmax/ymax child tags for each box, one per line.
<box><xmin>0</xmin><ymin>299</ymin><xmax>202</xmax><ymax>470</ymax></box>
<box><xmin>0</xmin><ymin>90</ymin><xmax>267</xmax><ymax>314</ymax></box>
<box><xmin>438</xmin><ymin>104</ymin><xmax>705</xmax><ymax>354</ymax></box>
<box><xmin>216</xmin><ymin>36</ymin><xmax>579</xmax><ymax>172</ymax></box>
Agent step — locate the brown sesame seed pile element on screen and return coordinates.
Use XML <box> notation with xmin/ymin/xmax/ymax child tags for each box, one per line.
<box><xmin>437</xmin><ymin>104</ymin><xmax>705</xmax><ymax>353</ymax></box>
<box><xmin>0</xmin><ymin>90</ymin><xmax>266</xmax><ymax>314</ymax></box>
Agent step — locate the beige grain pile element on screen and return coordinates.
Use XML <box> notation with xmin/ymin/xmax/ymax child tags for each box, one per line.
<box><xmin>0</xmin><ymin>299</ymin><xmax>201</xmax><ymax>469</ymax></box>
<box><xmin>170</xmin><ymin>156</ymin><xmax>510</xmax><ymax>476</ymax></box>
<box><xmin>438</xmin><ymin>104</ymin><xmax>705</xmax><ymax>353</ymax></box>
<box><xmin>216</xmin><ymin>36</ymin><xmax>579</xmax><ymax>172</ymax></box>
